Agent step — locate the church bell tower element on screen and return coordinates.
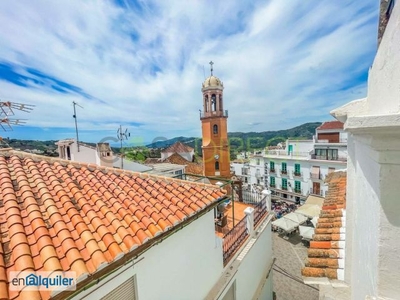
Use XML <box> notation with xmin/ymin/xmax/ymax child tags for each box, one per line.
<box><xmin>200</xmin><ymin>62</ymin><xmax>230</xmax><ymax>178</ymax></box>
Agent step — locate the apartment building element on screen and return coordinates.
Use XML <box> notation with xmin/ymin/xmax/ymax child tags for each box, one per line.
<box><xmin>232</xmin><ymin>121</ymin><xmax>347</xmax><ymax>203</ymax></box>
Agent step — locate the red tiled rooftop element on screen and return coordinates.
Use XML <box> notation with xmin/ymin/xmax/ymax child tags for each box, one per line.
<box><xmin>164</xmin><ymin>153</ymin><xmax>203</xmax><ymax>175</ymax></box>
<box><xmin>161</xmin><ymin>141</ymin><xmax>194</xmax><ymax>154</ymax></box>
<box><xmin>0</xmin><ymin>149</ymin><xmax>226</xmax><ymax>299</ymax></box>
<box><xmin>302</xmin><ymin>171</ymin><xmax>346</xmax><ymax>281</ymax></box>
<box><xmin>317</xmin><ymin>121</ymin><xmax>344</xmax><ymax>130</ymax></box>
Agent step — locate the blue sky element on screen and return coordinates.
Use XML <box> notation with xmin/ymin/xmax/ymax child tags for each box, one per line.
<box><xmin>0</xmin><ymin>0</ymin><xmax>379</xmax><ymax>144</ymax></box>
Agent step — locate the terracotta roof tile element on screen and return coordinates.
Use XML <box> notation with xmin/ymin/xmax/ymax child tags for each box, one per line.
<box><xmin>0</xmin><ymin>150</ymin><xmax>226</xmax><ymax>299</ymax></box>
<box><xmin>316</xmin><ymin>121</ymin><xmax>344</xmax><ymax>130</ymax></box>
<box><xmin>302</xmin><ymin>171</ymin><xmax>346</xmax><ymax>281</ymax></box>
<box><xmin>161</xmin><ymin>141</ymin><xmax>194</xmax><ymax>154</ymax></box>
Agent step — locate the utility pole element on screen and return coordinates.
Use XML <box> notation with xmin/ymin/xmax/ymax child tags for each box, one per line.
<box><xmin>117</xmin><ymin>125</ymin><xmax>130</xmax><ymax>169</ymax></box>
<box><xmin>72</xmin><ymin>101</ymin><xmax>83</xmax><ymax>152</ymax></box>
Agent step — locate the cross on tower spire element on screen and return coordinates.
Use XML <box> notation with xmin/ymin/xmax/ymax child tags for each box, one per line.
<box><xmin>209</xmin><ymin>61</ymin><xmax>214</xmax><ymax>76</ymax></box>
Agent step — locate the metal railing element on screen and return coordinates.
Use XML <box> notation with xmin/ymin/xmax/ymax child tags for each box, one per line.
<box><xmin>292</xmin><ymin>171</ymin><xmax>303</xmax><ymax>177</ymax></box>
<box><xmin>254</xmin><ymin>199</ymin><xmax>268</xmax><ymax>228</ymax></box>
<box><xmin>316</xmin><ymin>138</ymin><xmax>347</xmax><ymax>143</ymax></box>
<box><xmin>199</xmin><ymin>110</ymin><xmax>228</xmax><ymax>118</ymax></box>
<box><xmin>310</xmin><ymin>173</ymin><xmax>323</xmax><ymax>180</ymax></box>
<box><xmin>311</xmin><ymin>154</ymin><xmax>347</xmax><ymax>162</ymax></box>
<box><xmin>223</xmin><ymin>216</ymin><xmax>248</xmax><ymax>266</ymax></box>
<box><xmin>265</xmin><ymin>150</ymin><xmax>310</xmax><ymax>157</ymax></box>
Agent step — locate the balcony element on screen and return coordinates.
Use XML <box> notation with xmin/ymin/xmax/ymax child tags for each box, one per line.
<box><xmin>292</xmin><ymin>171</ymin><xmax>303</xmax><ymax>178</ymax></box>
<box><xmin>311</xmin><ymin>154</ymin><xmax>347</xmax><ymax>162</ymax></box>
<box><xmin>270</xmin><ymin>168</ymin><xmax>276</xmax><ymax>173</ymax></box>
<box><xmin>281</xmin><ymin>186</ymin><xmax>288</xmax><ymax>191</ymax></box>
<box><xmin>316</xmin><ymin>138</ymin><xmax>347</xmax><ymax>144</ymax></box>
<box><xmin>265</xmin><ymin>150</ymin><xmax>310</xmax><ymax>158</ymax></box>
<box><xmin>294</xmin><ymin>189</ymin><xmax>302</xmax><ymax>194</ymax></box>
<box><xmin>270</xmin><ymin>183</ymin><xmax>276</xmax><ymax>188</ymax></box>
<box><xmin>220</xmin><ymin>196</ymin><xmax>268</xmax><ymax>266</ymax></box>
<box><xmin>200</xmin><ymin>109</ymin><xmax>229</xmax><ymax>119</ymax></box>
<box><xmin>310</xmin><ymin>173</ymin><xmax>324</xmax><ymax>180</ymax></box>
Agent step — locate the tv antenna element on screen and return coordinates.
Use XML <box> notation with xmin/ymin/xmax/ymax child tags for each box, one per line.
<box><xmin>117</xmin><ymin>125</ymin><xmax>130</xmax><ymax>169</ymax></box>
<box><xmin>72</xmin><ymin>101</ymin><xmax>83</xmax><ymax>152</ymax></box>
<box><xmin>0</xmin><ymin>101</ymin><xmax>34</xmax><ymax>131</ymax></box>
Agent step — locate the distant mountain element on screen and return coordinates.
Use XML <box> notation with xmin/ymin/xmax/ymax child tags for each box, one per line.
<box><xmin>1</xmin><ymin>122</ymin><xmax>322</xmax><ymax>158</ymax></box>
<box><xmin>145</xmin><ymin>136</ymin><xmax>198</xmax><ymax>149</ymax></box>
<box><xmin>145</xmin><ymin>122</ymin><xmax>322</xmax><ymax>155</ymax></box>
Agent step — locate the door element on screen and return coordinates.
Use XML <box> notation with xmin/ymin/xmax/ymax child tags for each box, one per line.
<box><xmin>313</xmin><ymin>182</ymin><xmax>320</xmax><ymax>195</ymax></box>
<box><xmin>288</xmin><ymin>145</ymin><xmax>293</xmax><ymax>155</ymax></box>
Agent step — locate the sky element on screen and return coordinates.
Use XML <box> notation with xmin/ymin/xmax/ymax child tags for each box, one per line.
<box><xmin>0</xmin><ymin>0</ymin><xmax>379</xmax><ymax>145</ymax></box>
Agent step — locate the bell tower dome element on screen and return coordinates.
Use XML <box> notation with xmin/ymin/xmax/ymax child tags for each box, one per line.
<box><xmin>200</xmin><ymin>61</ymin><xmax>230</xmax><ymax>178</ymax></box>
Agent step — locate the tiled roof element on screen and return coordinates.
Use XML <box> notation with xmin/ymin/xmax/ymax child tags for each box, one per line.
<box><xmin>144</xmin><ymin>158</ymin><xmax>161</xmax><ymax>164</ymax></box>
<box><xmin>0</xmin><ymin>149</ymin><xmax>225</xmax><ymax>299</ymax></box>
<box><xmin>161</xmin><ymin>141</ymin><xmax>194</xmax><ymax>154</ymax></box>
<box><xmin>164</xmin><ymin>153</ymin><xmax>203</xmax><ymax>175</ymax></box>
<box><xmin>316</xmin><ymin>121</ymin><xmax>344</xmax><ymax>130</ymax></box>
<box><xmin>302</xmin><ymin>171</ymin><xmax>346</xmax><ymax>281</ymax></box>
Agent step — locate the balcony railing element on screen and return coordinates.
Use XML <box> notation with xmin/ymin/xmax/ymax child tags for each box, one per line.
<box><xmin>270</xmin><ymin>183</ymin><xmax>276</xmax><ymax>188</ymax></box>
<box><xmin>310</xmin><ymin>173</ymin><xmax>323</xmax><ymax>180</ymax></box>
<box><xmin>294</xmin><ymin>189</ymin><xmax>302</xmax><ymax>194</ymax></box>
<box><xmin>200</xmin><ymin>110</ymin><xmax>229</xmax><ymax>118</ymax></box>
<box><xmin>316</xmin><ymin>138</ymin><xmax>347</xmax><ymax>143</ymax></box>
<box><xmin>311</xmin><ymin>154</ymin><xmax>347</xmax><ymax>162</ymax></box>
<box><xmin>282</xmin><ymin>186</ymin><xmax>288</xmax><ymax>190</ymax></box>
<box><xmin>292</xmin><ymin>171</ymin><xmax>303</xmax><ymax>177</ymax></box>
<box><xmin>223</xmin><ymin>216</ymin><xmax>248</xmax><ymax>266</ymax></box>
<box><xmin>270</xmin><ymin>168</ymin><xmax>275</xmax><ymax>173</ymax></box>
<box><xmin>254</xmin><ymin>199</ymin><xmax>268</xmax><ymax>227</ymax></box>
<box><xmin>309</xmin><ymin>188</ymin><xmax>323</xmax><ymax>197</ymax></box>
<box><xmin>281</xmin><ymin>170</ymin><xmax>287</xmax><ymax>174</ymax></box>
<box><xmin>265</xmin><ymin>150</ymin><xmax>310</xmax><ymax>157</ymax></box>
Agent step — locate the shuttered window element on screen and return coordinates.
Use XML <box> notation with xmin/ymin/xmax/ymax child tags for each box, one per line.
<box><xmin>101</xmin><ymin>276</ymin><xmax>138</xmax><ymax>300</ymax></box>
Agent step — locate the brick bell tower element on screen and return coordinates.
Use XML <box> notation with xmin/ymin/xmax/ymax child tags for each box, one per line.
<box><xmin>200</xmin><ymin>61</ymin><xmax>230</xmax><ymax>178</ymax></box>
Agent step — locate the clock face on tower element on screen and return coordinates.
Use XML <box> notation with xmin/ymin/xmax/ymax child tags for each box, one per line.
<box><xmin>214</xmin><ymin>154</ymin><xmax>219</xmax><ymax>160</ymax></box>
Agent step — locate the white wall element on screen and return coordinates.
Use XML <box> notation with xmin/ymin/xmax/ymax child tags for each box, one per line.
<box><xmin>217</xmin><ymin>222</ymin><xmax>273</xmax><ymax>300</ymax></box>
<box><xmin>74</xmin><ymin>210</ymin><xmax>224</xmax><ymax>300</ymax></box>
<box><xmin>329</xmin><ymin>2</ymin><xmax>400</xmax><ymax>298</ymax></box>
<box><xmin>367</xmin><ymin>1</ymin><xmax>400</xmax><ymax>116</ymax></box>
<box><xmin>287</xmin><ymin>140</ymin><xmax>314</xmax><ymax>154</ymax></box>
<box><xmin>71</xmin><ymin>144</ymin><xmax>97</xmax><ymax>164</ymax></box>
<box><xmin>234</xmin><ymin>223</ymin><xmax>273</xmax><ymax>300</ymax></box>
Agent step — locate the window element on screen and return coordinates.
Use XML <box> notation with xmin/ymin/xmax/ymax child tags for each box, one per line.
<box><xmin>219</xmin><ymin>95</ymin><xmax>223</xmax><ymax>111</ymax></box>
<box><xmin>295</xmin><ymin>181</ymin><xmax>301</xmax><ymax>193</ymax></box>
<box><xmin>270</xmin><ymin>176</ymin><xmax>275</xmax><ymax>187</ymax></box>
<box><xmin>101</xmin><ymin>275</ymin><xmax>138</xmax><ymax>300</ymax></box>
<box><xmin>294</xmin><ymin>164</ymin><xmax>301</xmax><ymax>176</ymax></box>
<box><xmin>315</xmin><ymin>149</ymin><xmax>338</xmax><ymax>160</ymax></box>
<box><xmin>205</xmin><ymin>95</ymin><xmax>209</xmax><ymax>112</ymax></box>
<box><xmin>256</xmin><ymin>159</ymin><xmax>260</xmax><ymax>165</ymax></box>
<box><xmin>270</xmin><ymin>161</ymin><xmax>275</xmax><ymax>172</ymax></box>
<box><xmin>215</xmin><ymin>161</ymin><xmax>220</xmax><ymax>171</ymax></box>
<box><xmin>282</xmin><ymin>178</ymin><xmax>287</xmax><ymax>190</ymax></box>
<box><xmin>213</xmin><ymin>124</ymin><xmax>218</xmax><ymax>134</ymax></box>
<box><xmin>281</xmin><ymin>162</ymin><xmax>287</xmax><ymax>174</ymax></box>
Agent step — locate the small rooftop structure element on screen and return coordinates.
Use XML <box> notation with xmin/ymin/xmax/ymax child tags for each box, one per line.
<box><xmin>317</xmin><ymin>121</ymin><xmax>344</xmax><ymax>131</ymax></box>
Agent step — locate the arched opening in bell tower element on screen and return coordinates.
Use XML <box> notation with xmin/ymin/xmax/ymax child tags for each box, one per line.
<box><xmin>205</xmin><ymin>95</ymin><xmax>209</xmax><ymax>112</ymax></box>
<box><xmin>211</xmin><ymin>94</ymin><xmax>217</xmax><ymax>111</ymax></box>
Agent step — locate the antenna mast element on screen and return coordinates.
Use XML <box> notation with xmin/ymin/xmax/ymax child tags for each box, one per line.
<box><xmin>72</xmin><ymin>101</ymin><xmax>83</xmax><ymax>152</ymax></box>
<box><xmin>0</xmin><ymin>101</ymin><xmax>34</xmax><ymax>132</ymax></box>
<box><xmin>117</xmin><ymin>125</ymin><xmax>130</xmax><ymax>169</ymax></box>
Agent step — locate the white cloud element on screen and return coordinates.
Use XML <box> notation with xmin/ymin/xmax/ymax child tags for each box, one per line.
<box><xmin>0</xmin><ymin>0</ymin><xmax>378</xmax><ymax>142</ymax></box>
